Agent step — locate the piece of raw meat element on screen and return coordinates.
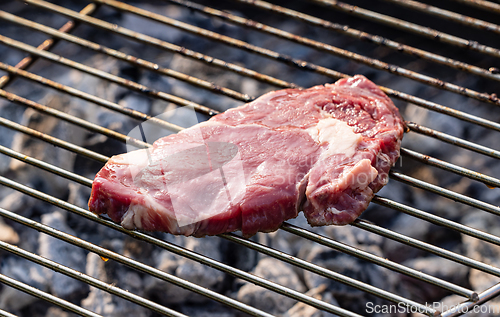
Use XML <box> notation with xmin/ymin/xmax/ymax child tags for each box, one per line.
<box><xmin>88</xmin><ymin>75</ymin><xmax>405</xmax><ymax>237</ymax></box>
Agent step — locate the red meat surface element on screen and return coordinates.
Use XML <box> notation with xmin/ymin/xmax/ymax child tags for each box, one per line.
<box><xmin>88</xmin><ymin>75</ymin><xmax>404</xmax><ymax>237</ymax></box>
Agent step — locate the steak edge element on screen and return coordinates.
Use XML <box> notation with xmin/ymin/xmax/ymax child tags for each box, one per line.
<box><xmin>88</xmin><ymin>75</ymin><xmax>405</xmax><ymax>237</ymax></box>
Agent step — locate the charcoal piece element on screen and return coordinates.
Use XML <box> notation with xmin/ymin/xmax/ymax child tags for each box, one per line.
<box><xmin>236</xmin><ymin>257</ymin><xmax>306</xmax><ymax>315</ymax></box>
<box><xmin>39</xmin><ymin>211</ymin><xmax>87</xmax><ymax>299</ymax></box>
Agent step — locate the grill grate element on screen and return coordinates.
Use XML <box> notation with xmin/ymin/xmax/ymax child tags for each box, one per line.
<box><xmin>0</xmin><ymin>0</ymin><xmax>499</xmax><ymax>316</ymax></box>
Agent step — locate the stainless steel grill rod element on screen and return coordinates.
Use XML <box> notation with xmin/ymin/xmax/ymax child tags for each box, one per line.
<box><xmin>0</xmin><ymin>176</ymin><xmax>364</xmax><ymax>317</ymax></box>
<box><xmin>227</xmin><ymin>0</ymin><xmax>500</xmax><ymax>82</ymax></box>
<box><xmin>1</xmin><ymin>128</ymin><xmax>489</xmax><ymax>302</ymax></box>
<box><xmin>373</xmin><ymin>196</ymin><xmax>500</xmax><ymax>246</ymax></box>
<box><xmin>0</xmin><ymin>182</ymin><xmax>277</xmax><ymax>317</ymax></box>
<box><xmin>0</xmin><ymin>144</ymin><xmax>93</xmax><ymax>187</ymax></box>
<box><xmin>390</xmin><ymin>171</ymin><xmax>500</xmax><ymax>216</ymax></box>
<box><xmin>0</xmin><ymin>274</ymin><xmax>103</xmax><ymax>317</ymax></box>
<box><xmin>406</xmin><ymin>122</ymin><xmax>500</xmax><ymax>160</ymax></box>
<box><xmin>0</xmin><ymin>3</ymin><xmax>97</xmax><ymax>90</ymax></box>
<box><xmin>449</xmin><ymin>0</ymin><xmax>500</xmax><ymax>14</ymax></box>
<box><xmin>2</xmin><ymin>44</ymin><xmax>497</xmax><ymax>191</ymax></box>
<box><xmin>0</xmin><ymin>10</ymin><xmax>252</xmax><ymax>103</ymax></box>
<box><xmin>379</xmin><ymin>87</ymin><xmax>500</xmax><ymax>133</ymax></box>
<box><xmin>224</xmin><ymin>229</ymin><xmax>475</xmax><ymax>303</ymax></box>
<box><xmin>0</xmin><ymin>62</ymin><xmax>183</xmax><ymax>133</ymax></box>
<box><xmin>0</xmin><ymin>149</ymin><xmax>442</xmax><ymax>310</ymax></box>
<box><xmin>0</xmin><ymin>225</ymin><xmax>187</xmax><ymax>317</ymax></box>
<box><xmin>382</xmin><ymin>0</ymin><xmax>500</xmax><ymax>34</ymax></box>
<box><xmin>92</xmin><ymin>0</ymin><xmax>500</xmax><ymax>107</ymax></box>
<box><xmin>4</xmin><ymin>59</ymin><xmax>499</xmax><ymax>166</ymax></box>
<box><xmin>0</xmin><ymin>309</ymin><xmax>18</xmax><ymax>317</ymax></box>
<box><xmin>441</xmin><ymin>282</ymin><xmax>500</xmax><ymax>317</ymax></box>
<box><xmin>310</xmin><ymin>0</ymin><xmax>500</xmax><ymax>58</ymax></box>
<box><xmin>0</xmin><ymin>35</ymin><xmax>216</xmax><ymax>116</ymax></box>
<box><xmin>0</xmin><ymin>106</ymin><xmax>494</xmax><ymax>312</ymax></box>
<box><xmin>352</xmin><ymin>219</ymin><xmax>500</xmax><ymax>281</ymax></box>
<box><xmin>0</xmin><ymin>117</ymin><xmax>108</xmax><ymax>163</ymax></box>
<box><xmin>15</xmin><ymin>0</ymin><xmax>500</xmax><ymax>132</ymax></box>
<box><xmin>3</xmin><ymin>55</ymin><xmax>498</xmax><ymax>187</ymax></box>
<box><xmin>401</xmin><ymin>148</ymin><xmax>500</xmax><ymax>188</ymax></box>
<box><xmin>20</xmin><ymin>0</ymin><xmax>296</xmax><ymax>90</ymax></box>
<box><xmin>287</xmin><ymin>219</ymin><xmax>500</xmax><ymax>287</ymax></box>
<box><xmin>0</xmin><ymin>88</ymin><xmax>151</xmax><ymax>150</ymax></box>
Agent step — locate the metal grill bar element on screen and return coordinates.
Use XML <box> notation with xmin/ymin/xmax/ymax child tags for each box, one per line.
<box><xmin>0</xmin><ymin>157</ymin><xmax>437</xmax><ymax>315</ymax></box>
<box><xmin>441</xmin><ymin>283</ymin><xmax>500</xmax><ymax>317</ymax></box>
<box><xmin>7</xmin><ymin>44</ymin><xmax>498</xmax><ymax>163</ymax></box>
<box><xmin>310</xmin><ymin>0</ymin><xmax>500</xmax><ymax>58</ymax></box>
<box><xmin>450</xmin><ymin>0</ymin><xmax>500</xmax><ymax>14</ymax></box>
<box><xmin>380</xmin><ymin>87</ymin><xmax>500</xmax><ymax>132</ymax></box>
<box><xmin>0</xmin><ymin>274</ymin><xmax>103</xmax><ymax>317</ymax></box>
<box><xmin>0</xmin><ymin>62</ymin><xmax>183</xmax><ymax>133</ymax></box>
<box><xmin>243</xmin><ymin>223</ymin><xmax>476</xmax><ymax>301</ymax></box>
<box><xmin>0</xmin><ymin>3</ymin><xmax>97</xmax><ymax>90</ymax></box>
<box><xmin>0</xmin><ymin>309</ymin><xmax>18</xmax><ymax>317</ymax></box>
<box><xmin>0</xmin><ymin>232</ymin><xmax>188</xmax><ymax>317</ymax></box>
<box><xmin>5</xmin><ymin>135</ymin><xmax>498</xmax><ymax>295</ymax></box>
<box><xmin>401</xmin><ymin>148</ymin><xmax>500</xmax><ymax>188</ymax></box>
<box><xmin>6</xmin><ymin>55</ymin><xmax>498</xmax><ymax>175</ymax></box>
<box><xmin>20</xmin><ymin>0</ymin><xmax>296</xmax><ymax>90</ymax></box>
<box><xmin>1</xmin><ymin>117</ymin><xmax>433</xmax><ymax>314</ymax></box>
<box><xmin>165</xmin><ymin>0</ymin><xmax>500</xmax><ymax>105</ymax></box>
<box><xmin>1</xmin><ymin>1</ymin><xmax>499</xmax><ymax>316</ymax></box>
<box><xmin>0</xmin><ymin>144</ymin><xmax>93</xmax><ymax>187</ymax></box>
<box><xmin>16</xmin><ymin>0</ymin><xmax>500</xmax><ymax>133</ymax></box>
<box><xmin>0</xmin><ymin>176</ymin><xmax>368</xmax><ymax>317</ymax></box>
<box><xmin>0</xmin><ymin>35</ymin><xmax>216</xmax><ymax>116</ymax></box>
<box><xmin>1</xmin><ymin>121</ymin><xmax>492</xmax><ymax>303</ymax></box>
<box><xmin>92</xmin><ymin>0</ymin><xmax>500</xmax><ymax>107</ymax></box>
<box><xmin>0</xmin><ymin>181</ymin><xmax>279</xmax><ymax>317</ymax></box>
<box><xmin>2</xmin><ymin>52</ymin><xmax>497</xmax><ymax>189</ymax></box>
<box><xmin>0</xmin><ymin>117</ymin><xmax>108</xmax><ymax>163</ymax></box>
<box><xmin>0</xmin><ymin>10</ymin><xmax>252</xmax><ymax>103</ymax></box>
<box><xmin>372</xmin><ymin>196</ymin><xmax>500</xmax><ymax>246</ymax></box>
<box><xmin>1</xmin><ymin>133</ymin><xmax>488</xmax><ymax>315</ymax></box>
<box><xmin>228</xmin><ymin>0</ymin><xmax>500</xmax><ymax>82</ymax></box>
<box><xmin>0</xmin><ymin>88</ymin><xmax>151</xmax><ymax>150</ymax></box>
<box><xmin>390</xmin><ymin>171</ymin><xmax>500</xmax><ymax>216</ymax></box>
<box><xmin>406</xmin><ymin>122</ymin><xmax>500</xmax><ymax>160</ymax></box>
<box><xmin>352</xmin><ymin>219</ymin><xmax>500</xmax><ymax>281</ymax></box>
<box><xmin>221</xmin><ymin>233</ymin><xmax>438</xmax><ymax>316</ymax></box>
<box><xmin>3</xmin><ymin>20</ymin><xmax>497</xmax><ymax>188</ymax></box>
<box><xmin>382</xmin><ymin>0</ymin><xmax>500</xmax><ymax>34</ymax></box>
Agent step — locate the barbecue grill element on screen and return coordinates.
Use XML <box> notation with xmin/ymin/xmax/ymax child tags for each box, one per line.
<box><xmin>0</xmin><ymin>0</ymin><xmax>499</xmax><ymax>316</ymax></box>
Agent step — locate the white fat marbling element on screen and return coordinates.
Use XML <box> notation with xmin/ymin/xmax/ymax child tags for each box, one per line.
<box><xmin>307</xmin><ymin>117</ymin><xmax>362</xmax><ymax>158</ymax></box>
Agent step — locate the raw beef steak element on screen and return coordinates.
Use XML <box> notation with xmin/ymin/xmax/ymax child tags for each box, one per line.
<box><xmin>88</xmin><ymin>75</ymin><xmax>405</xmax><ymax>237</ymax></box>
